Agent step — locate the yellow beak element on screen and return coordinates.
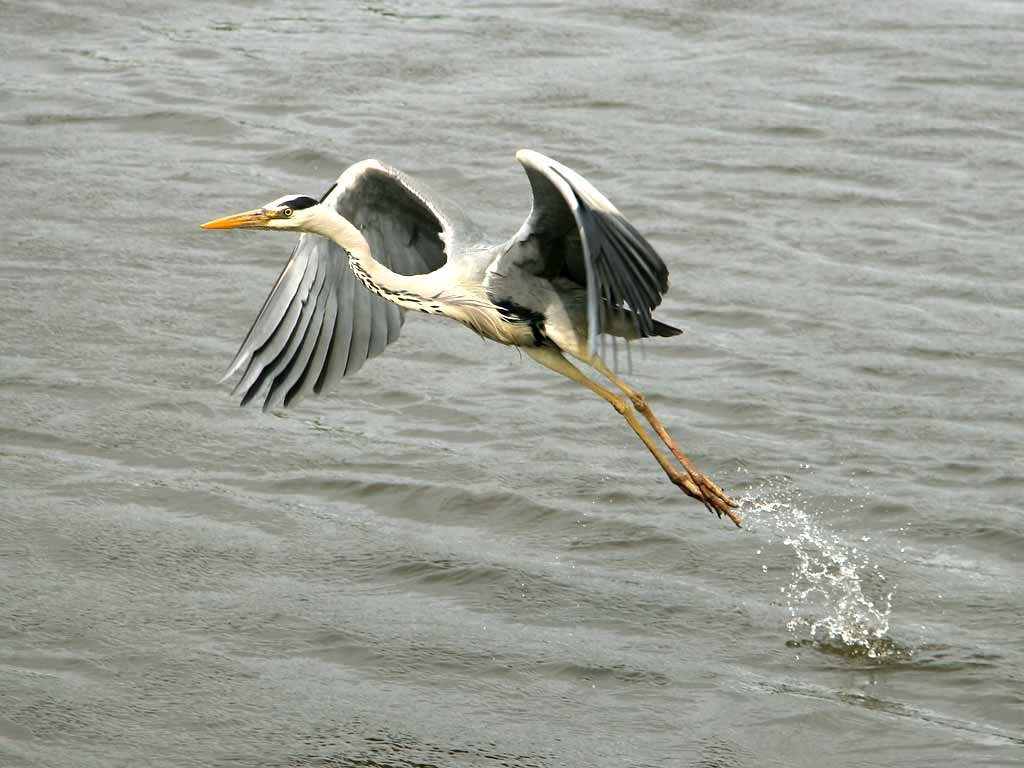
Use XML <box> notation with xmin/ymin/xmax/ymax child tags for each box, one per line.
<box><xmin>200</xmin><ymin>208</ymin><xmax>270</xmax><ymax>229</ymax></box>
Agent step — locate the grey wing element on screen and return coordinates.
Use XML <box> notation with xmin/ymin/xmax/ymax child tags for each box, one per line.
<box><xmin>507</xmin><ymin>149</ymin><xmax>671</xmax><ymax>357</ymax></box>
<box><xmin>222</xmin><ymin>160</ymin><xmax>456</xmax><ymax>411</ymax></box>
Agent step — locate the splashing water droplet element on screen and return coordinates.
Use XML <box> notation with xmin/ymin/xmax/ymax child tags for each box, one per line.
<box><xmin>742</xmin><ymin>480</ymin><xmax>894</xmax><ymax>656</ymax></box>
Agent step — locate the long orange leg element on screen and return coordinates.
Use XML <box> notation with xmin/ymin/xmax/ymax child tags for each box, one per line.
<box><xmin>591</xmin><ymin>358</ymin><xmax>740</xmax><ymax>526</ymax></box>
<box><xmin>526</xmin><ymin>347</ymin><xmax>737</xmax><ymax>526</ymax></box>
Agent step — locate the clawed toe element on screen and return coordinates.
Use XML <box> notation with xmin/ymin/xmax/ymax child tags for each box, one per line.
<box><xmin>695</xmin><ymin>476</ymin><xmax>741</xmax><ymax>527</ymax></box>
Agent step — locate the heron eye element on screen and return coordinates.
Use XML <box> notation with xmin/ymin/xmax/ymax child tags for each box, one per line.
<box><xmin>282</xmin><ymin>208</ymin><xmax>293</xmax><ymax>218</ymax></box>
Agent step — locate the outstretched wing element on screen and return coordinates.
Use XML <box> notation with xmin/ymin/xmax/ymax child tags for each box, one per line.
<box><xmin>510</xmin><ymin>149</ymin><xmax>671</xmax><ymax>357</ymax></box>
<box><xmin>222</xmin><ymin>160</ymin><xmax>460</xmax><ymax>411</ymax></box>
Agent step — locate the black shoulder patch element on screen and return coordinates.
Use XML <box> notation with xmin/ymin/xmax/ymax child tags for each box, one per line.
<box><xmin>494</xmin><ymin>299</ymin><xmax>547</xmax><ymax>345</ymax></box>
<box><xmin>283</xmin><ymin>195</ymin><xmax>319</xmax><ymax>210</ymax></box>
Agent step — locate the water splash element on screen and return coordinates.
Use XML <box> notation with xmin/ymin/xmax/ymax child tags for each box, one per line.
<box><xmin>743</xmin><ymin>479</ymin><xmax>895</xmax><ymax>659</ymax></box>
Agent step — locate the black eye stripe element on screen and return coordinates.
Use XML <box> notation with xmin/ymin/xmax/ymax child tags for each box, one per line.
<box><xmin>281</xmin><ymin>196</ymin><xmax>318</xmax><ymax>210</ymax></box>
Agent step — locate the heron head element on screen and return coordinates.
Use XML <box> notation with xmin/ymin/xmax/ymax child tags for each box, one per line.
<box><xmin>201</xmin><ymin>195</ymin><xmax>321</xmax><ymax>231</ymax></box>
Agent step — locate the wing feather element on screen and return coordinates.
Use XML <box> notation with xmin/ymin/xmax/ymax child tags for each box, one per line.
<box><xmin>343</xmin><ymin>268</ymin><xmax>373</xmax><ymax>378</ymax></box>
<box><xmin>318</xmin><ymin>258</ymin><xmax>355</xmax><ymax>393</ymax></box>
<box><xmin>511</xmin><ymin>149</ymin><xmax>672</xmax><ymax>357</ymax></box>
<box><xmin>233</xmin><ymin>244</ymin><xmax>319</xmax><ymax>399</ymax></box>
<box><xmin>221</xmin><ymin>241</ymin><xmax>310</xmax><ymax>385</ymax></box>
<box><xmin>240</xmin><ymin>251</ymin><xmax>325</xmax><ymax>408</ymax></box>
<box><xmin>385</xmin><ymin>301</ymin><xmax>403</xmax><ymax>345</ymax></box>
<box><xmin>283</xmin><ymin>273</ymin><xmax>335</xmax><ymax>408</ymax></box>
<box><xmin>367</xmin><ymin>277</ymin><xmax>391</xmax><ymax>359</ymax></box>
<box><xmin>261</xmin><ymin>255</ymin><xmax>331</xmax><ymax>411</ymax></box>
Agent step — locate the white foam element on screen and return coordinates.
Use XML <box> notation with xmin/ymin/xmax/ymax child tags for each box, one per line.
<box><xmin>743</xmin><ymin>478</ymin><xmax>894</xmax><ymax>658</ymax></box>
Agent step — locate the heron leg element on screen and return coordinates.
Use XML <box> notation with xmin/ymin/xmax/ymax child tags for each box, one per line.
<box><xmin>525</xmin><ymin>347</ymin><xmax>731</xmax><ymax>523</ymax></box>
<box><xmin>590</xmin><ymin>358</ymin><xmax>740</xmax><ymax>526</ymax></box>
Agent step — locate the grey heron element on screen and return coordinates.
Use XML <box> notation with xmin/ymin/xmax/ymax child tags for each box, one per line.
<box><xmin>201</xmin><ymin>150</ymin><xmax>740</xmax><ymax>526</ymax></box>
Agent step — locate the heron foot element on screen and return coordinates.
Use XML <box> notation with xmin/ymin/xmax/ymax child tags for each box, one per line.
<box><xmin>694</xmin><ymin>472</ymin><xmax>741</xmax><ymax>528</ymax></box>
<box><xmin>671</xmin><ymin>470</ymin><xmax>741</xmax><ymax>528</ymax></box>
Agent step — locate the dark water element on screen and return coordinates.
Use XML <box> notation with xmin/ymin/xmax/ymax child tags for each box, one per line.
<box><xmin>2</xmin><ymin>1</ymin><xmax>1023</xmax><ymax>766</ymax></box>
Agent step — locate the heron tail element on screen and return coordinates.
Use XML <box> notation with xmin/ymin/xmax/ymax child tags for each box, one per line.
<box><xmin>651</xmin><ymin>319</ymin><xmax>682</xmax><ymax>337</ymax></box>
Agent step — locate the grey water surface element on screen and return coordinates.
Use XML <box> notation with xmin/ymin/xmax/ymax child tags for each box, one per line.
<box><xmin>2</xmin><ymin>1</ymin><xmax>1023</xmax><ymax>766</ymax></box>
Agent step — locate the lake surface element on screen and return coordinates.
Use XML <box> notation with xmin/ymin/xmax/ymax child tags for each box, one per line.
<box><xmin>2</xmin><ymin>1</ymin><xmax>1022</xmax><ymax>766</ymax></box>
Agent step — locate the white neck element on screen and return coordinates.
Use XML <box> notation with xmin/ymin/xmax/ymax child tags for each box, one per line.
<box><xmin>307</xmin><ymin>205</ymin><xmax>441</xmax><ymax>311</ymax></box>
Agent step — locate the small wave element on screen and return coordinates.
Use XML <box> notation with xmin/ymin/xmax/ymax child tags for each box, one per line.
<box><xmin>742</xmin><ymin>478</ymin><xmax>896</xmax><ymax>659</ymax></box>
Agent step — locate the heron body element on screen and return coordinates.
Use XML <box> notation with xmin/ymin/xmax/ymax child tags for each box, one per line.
<box><xmin>202</xmin><ymin>150</ymin><xmax>740</xmax><ymax>526</ymax></box>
